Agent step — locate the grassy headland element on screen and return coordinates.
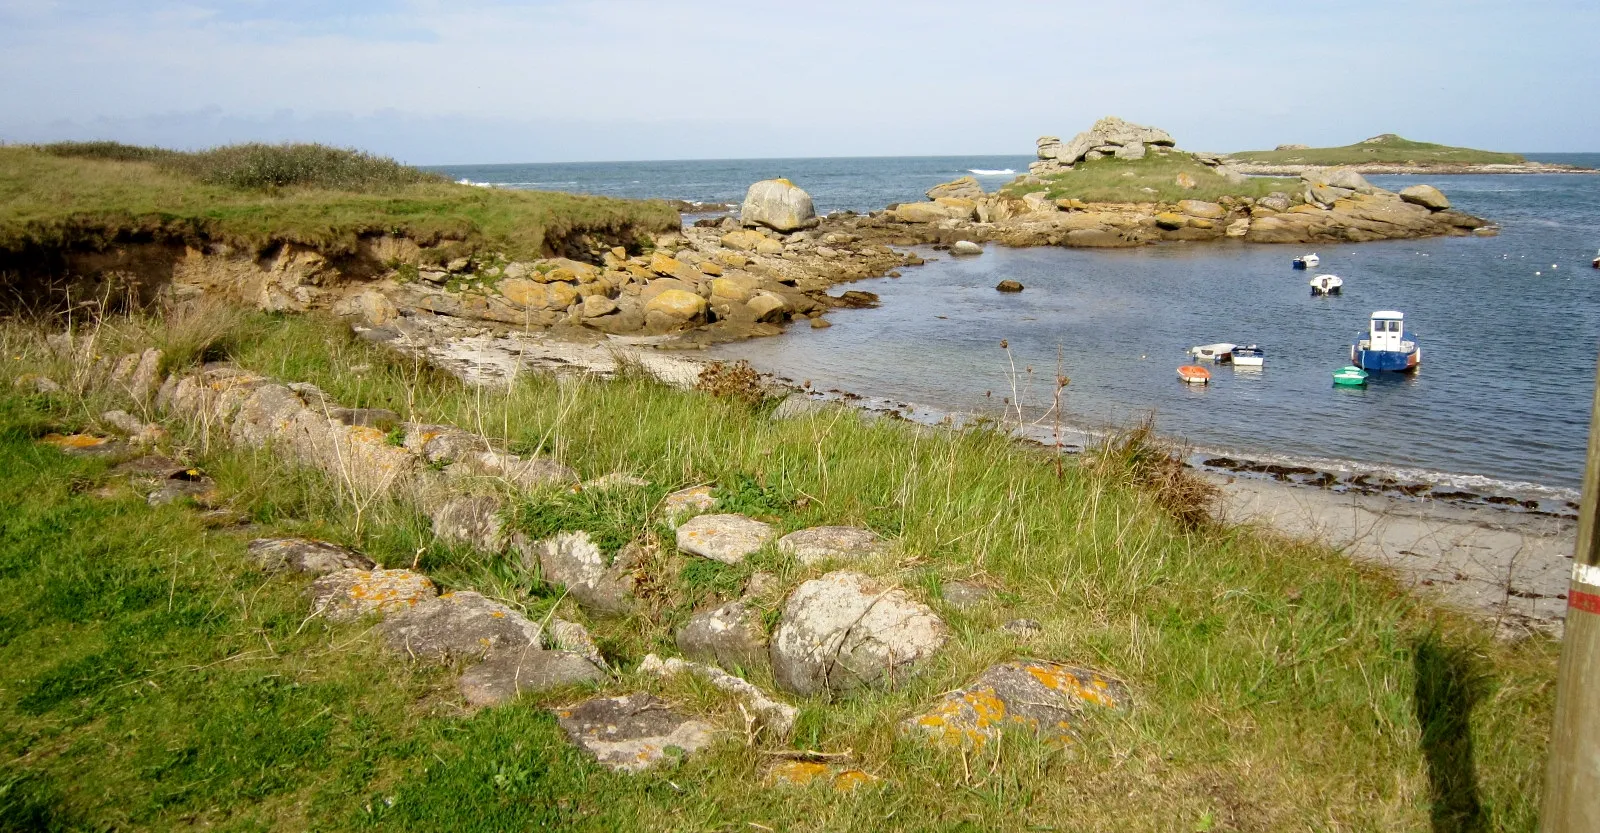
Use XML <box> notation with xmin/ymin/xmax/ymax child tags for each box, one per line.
<box><xmin>0</xmin><ymin>142</ymin><xmax>680</xmax><ymax>262</ymax></box>
<box><xmin>1231</xmin><ymin>134</ymin><xmax>1527</xmax><ymax>167</ymax></box>
<box><xmin>0</xmin><ymin>307</ymin><xmax>1558</xmax><ymax>831</ymax></box>
<box><xmin>1002</xmin><ymin>151</ymin><xmax>1299</xmax><ymax>204</ymax></box>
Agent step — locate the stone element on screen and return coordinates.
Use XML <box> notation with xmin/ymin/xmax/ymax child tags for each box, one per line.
<box><xmin>740</xmin><ymin>179</ymin><xmax>819</xmax><ymax>232</ymax></box>
<box><xmin>710</xmin><ymin>276</ymin><xmax>755</xmax><ymax>303</ymax></box>
<box><xmin>926</xmin><ymin>176</ymin><xmax>984</xmax><ymax>202</ymax></box>
<box><xmin>676</xmin><ymin>600</ymin><xmax>768</xmax><ymax>672</ymax></box>
<box><xmin>1113</xmin><ymin>141</ymin><xmax>1146</xmax><ymax>160</ymax></box>
<box><xmin>1036</xmin><ymin>136</ymin><xmax>1062</xmax><ymax>160</ymax></box>
<box><xmin>581</xmin><ymin>295</ymin><xmax>618</xmax><ymax>318</ymax></box>
<box><xmin>940</xmin><ymin>581</ymin><xmax>994</xmax><ymax>609</ymax></box>
<box><xmin>1065</xmin><ymin>229</ymin><xmax>1138</xmax><ymax>248</ymax></box>
<box><xmin>1154</xmin><ymin>212</ymin><xmax>1187</xmax><ymax>230</ymax></box>
<box><xmin>547</xmin><ymin>618</ymin><xmax>607</xmax><ymax>669</ymax></box>
<box><xmin>1225</xmin><ymin>218</ymin><xmax>1251</xmax><ymax>238</ymax></box>
<box><xmin>893</xmin><ymin>202</ymin><xmax>971</xmax><ymax>223</ymax></box>
<box><xmin>1400</xmin><ymin>184</ymin><xmax>1451</xmax><ymax>210</ymax></box>
<box><xmin>248</xmin><ymin>537</ymin><xmax>375</xmax><ymax>575</ymax></box>
<box><xmin>1002</xmin><ymin>618</ymin><xmax>1043</xmax><ymax>636</ymax></box>
<box><xmin>676</xmin><ymin>513</ymin><xmax>776</xmax><ymax>565</ymax></box>
<box><xmin>769</xmin><ymin>570</ymin><xmax>948</xmax><ymax>696</ymax></box>
<box><xmin>645</xmin><ymin>289</ymin><xmax>708</xmax><ymax>325</ymax></box>
<box><xmin>403</xmin><ymin>423</ymin><xmax>484</xmax><ymax>464</ymax></box>
<box><xmin>996</xmin><ymin>280</ymin><xmax>1024</xmax><ymax>293</ymax></box>
<box><xmin>516</xmin><ymin>531</ymin><xmax>637</xmax><ymax>616</ymax></box>
<box><xmin>776</xmin><ymin>526</ymin><xmax>886</xmax><ymax>566</ymax></box>
<box><xmin>720</xmin><ymin>229</ymin><xmax>769</xmax><ymax>252</ymax></box>
<box><xmin>746</xmin><ymin>292</ymin><xmax>789</xmax><ymax>323</ymax></box>
<box><xmin>328</xmin><ymin>407</ymin><xmax>400</xmax><ymax>429</ymax></box>
<box><xmin>448</xmin><ymin>450</ymin><xmax>578</xmax><ymax>491</ymax></box>
<box><xmin>1174</xmin><ymin>172</ymin><xmax>1198</xmax><ymax>189</ymax></box>
<box><xmin>902</xmin><ymin>660</ymin><xmax>1128</xmax><ymax>748</ymax></box>
<box><xmin>950</xmin><ymin>240</ymin><xmax>983</xmax><ymax>256</ymax></box>
<box><xmin>431</xmin><ymin>495</ymin><xmax>509</xmax><ymax>552</ymax></box>
<box><xmin>1177</xmin><ymin>199</ymin><xmax>1226</xmax><ymax>219</ymax></box>
<box><xmin>663</xmin><ymin>485</ymin><xmax>716</xmax><ymax>521</ymax></box>
<box><xmin>39</xmin><ymin>433</ymin><xmax>122</xmax><ymax>457</ymax></box>
<box><xmin>1259</xmin><ymin>193</ymin><xmax>1292</xmax><ymax>212</ymax></box>
<box><xmin>555</xmin><ymin>693</ymin><xmax>717</xmax><ymax>773</ymax></box>
<box><xmin>697</xmin><ymin>260</ymin><xmax>724</xmax><ymax>276</ymax></box>
<box><xmin>767</xmin><ymin>761</ymin><xmax>878</xmax><ymax>792</ymax></box>
<box><xmin>581</xmin><ymin>472</ymin><xmax>650</xmax><ymax>492</ymax></box>
<box><xmin>498</xmin><ymin>278</ymin><xmax>553</xmax><ymax>310</ymax></box>
<box><xmin>770</xmin><ymin>394</ymin><xmax>828</xmax><ymax>420</ymax></box>
<box><xmin>378</xmin><ymin>590</ymin><xmax>543</xmax><ymax>661</ymax></box>
<box><xmin>127</xmin><ymin>349</ymin><xmax>162</xmax><ymax>403</ymax></box>
<box><xmin>1323</xmin><ymin>167</ymin><xmax>1374</xmax><ymax>194</ymax></box>
<box><xmin>308</xmin><ymin>568</ymin><xmax>437</xmax><ymax>622</ymax></box>
<box><xmin>459</xmin><ymin>650</ymin><xmax>606</xmax><ymax>708</ymax></box>
<box><xmin>13</xmin><ymin>373</ymin><xmax>62</xmax><ymax>395</ymax></box>
<box><xmin>640</xmin><ymin>654</ymin><xmax>796</xmax><ymax>738</ymax></box>
<box><xmin>146</xmin><ymin>474</ymin><xmax>220</xmax><ymax>507</ymax></box>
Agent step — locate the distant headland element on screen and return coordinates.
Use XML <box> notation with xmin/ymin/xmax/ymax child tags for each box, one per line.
<box><xmin>1226</xmin><ymin>133</ymin><xmax>1595</xmax><ymax>175</ymax></box>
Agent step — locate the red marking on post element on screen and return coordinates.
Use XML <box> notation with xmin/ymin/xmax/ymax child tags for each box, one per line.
<box><xmin>1569</xmin><ymin>588</ymin><xmax>1600</xmax><ymax>615</ymax></box>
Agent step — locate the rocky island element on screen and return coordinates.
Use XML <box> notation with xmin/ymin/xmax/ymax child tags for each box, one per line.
<box><xmin>1228</xmin><ymin>132</ymin><xmax>1596</xmax><ymax>175</ymax></box>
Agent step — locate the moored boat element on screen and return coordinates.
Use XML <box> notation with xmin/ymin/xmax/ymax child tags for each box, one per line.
<box><xmin>1231</xmin><ymin>344</ymin><xmax>1264</xmax><ymax>367</ymax></box>
<box><xmin>1177</xmin><ymin>365</ymin><xmax>1212</xmax><ymax>385</ymax></box>
<box><xmin>1592</xmin><ymin>249</ymin><xmax>1599</xmax><ymax>269</ymax></box>
<box><xmin>1351</xmin><ymin>310</ymin><xmax>1421</xmax><ymax>372</ymax></box>
<box><xmin>1293</xmin><ymin>253</ymin><xmax>1320</xmax><ymax>270</ymax></box>
<box><xmin>1332</xmin><ymin>365</ymin><xmax>1369</xmax><ymax>386</ymax></box>
<box><xmin>1187</xmin><ymin>342</ymin><xmax>1236</xmax><ymax>363</ymax></box>
<box><xmin>1310</xmin><ymin>274</ymin><xmax>1343</xmax><ymax>296</ymax></box>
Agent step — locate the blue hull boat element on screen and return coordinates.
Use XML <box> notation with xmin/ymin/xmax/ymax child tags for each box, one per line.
<box><xmin>1350</xmin><ymin>310</ymin><xmax>1420</xmax><ymax>372</ymax></box>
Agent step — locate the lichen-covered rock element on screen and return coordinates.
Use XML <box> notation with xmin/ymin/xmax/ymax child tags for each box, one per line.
<box><xmin>776</xmin><ymin>526</ymin><xmax>886</xmax><ymax>566</ymax></box>
<box><xmin>926</xmin><ymin>176</ymin><xmax>984</xmax><ymax>202</ymax></box>
<box><xmin>740</xmin><ymin>179</ymin><xmax>819</xmax><ymax>232</ymax></box>
<box><xmin>676</xmin><ymin>600</ymin><xmax>768</xmax><ymax>672</ymax></box>
<box><xmin>376</xmin><ymin>590</ymin><xmax>543</xmax><ymax>661</ymax></box>
<box><xmin>547</xmin><ymin>618</ymin><xmax>607</xmax><ymax>669</ymax></box>
<box><xmin>767</xmin><ymin>761</ymin><xmax>878</xmax><ymax>792</ymax></box>
<box><xmin>402</xmin><ymin>423</ymin><xmax>484</xmax><ymax>464</ymax></box>
<box><xmin>40</xmin><ymin>433</ymin><xmax>123</xmax><ymax>457</ymax></box>
<box><xmin>459</xmin><ymin>650</ymin><xmax>605</xmax><ymax>708</ymax></box>
<box><xmin>644</xmin><ymin>289</ymin><xmax>708</xmax><ymax>326</ymax></box>
<box><xmin>663</xmin><ymin>485</ymin><xmax>717</xmax><ymax>521</ymax></box>
<box><xmin>1400</xmin><ymin>184</ymin><xmax>1451</xmax><ymax>211</ymax></box>
<box><xmin>555</xmin><ymin>693</ymin><xmax>718</xmax><ymax>773</ymax></box>
<box><xmin>770</xmin><ymin>571</ymin><xmax>947</xmax><ymax>697</ymax></box>
<box><xmin>308</xmin><ymin>568</ymin><xmax>437</xmax><ymax>622</ymax></box>
<box><xmin>431</xmin><ymin>495</ymin><xmax>509</xmax><ymax>552</ymax></box>
<box><xmin>940</xmin><ymin>581</ymin><xmax>994</xmax><ymax>610</ymax></box>
<box><xmin>516</xmin><ymin>531</ymin><xmax>637</xmax><ymax>616</ymax></box>
<box><xmin>1154</xmin><ymin>212</ymin><xmax>1187</xmax><ymax>230</ymax></box>
<box><xmin>1177</xmin><ymin>199</ymin><xmax>1226</xmax><ymax>219</ymax></box>
<box><xmin>447</xmin><ymin>450</ymin><xmax>577</xmax><ymax>491</ymax></box>
<box><xmin>902</xmin><ymin>660</ymin><xmax>1128</xmax><ymax>748</ymax></box>
<box><xmin>640</xmin><ymin>654</ymin><xmax>796</xmax><ymax>738</ymax></box>
<box><xmin>249</xmin><ymin>538</ymin><xmax>375</xmax><ymax>575</ymax></box>
<box><xmin>676</xmin><ymin>513</ymin><xmax>776</xmax><ymax>565</ymax></box>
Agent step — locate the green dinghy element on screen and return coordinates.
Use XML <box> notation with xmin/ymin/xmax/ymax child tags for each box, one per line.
<box><xmin>1332</xmin><ymin>365</ymin><xmax>1370</xmax><ymax>386</ymax></box>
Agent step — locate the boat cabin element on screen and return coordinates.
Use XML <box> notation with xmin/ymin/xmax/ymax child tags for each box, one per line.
<box><xmin>1368</xmin><ymin>310</ymin><xmax>1405</xmax><ymax>353</ymax></box>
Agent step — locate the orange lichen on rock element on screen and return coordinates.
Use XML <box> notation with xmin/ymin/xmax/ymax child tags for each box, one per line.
<box><xmin>903</xmin><ymin>660</ymin><xmax>1129</xmax><ymax>748</ymax></box>
<box><xmin>767</xmin><ymin>761</ymin><xmax>879</xmax><ymax>792</ymax></box>
<box><xmin>1022</xmin><ymin>663</ymin><xmax>1125</xmax><ymax>709</ymax></box>
<box><xmin>41</xmin><ymin>433</ymin><xmax>111</xmax><ymax>449</ymax></box>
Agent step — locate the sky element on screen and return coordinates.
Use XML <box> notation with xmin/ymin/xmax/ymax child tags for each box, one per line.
<box><xmin>1</xmin><ymin>0</ymin><xmax>1596</xmax><ymax>164</ymax></box>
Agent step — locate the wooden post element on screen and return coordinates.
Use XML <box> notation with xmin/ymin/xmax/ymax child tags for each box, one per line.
<box><xmin>1541</xmin><ymin>354</ymin><xmax>1600</xmax><ymax>831</ymax></box>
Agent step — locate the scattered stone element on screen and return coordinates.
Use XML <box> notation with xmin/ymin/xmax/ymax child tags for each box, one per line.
<box><xmin>1154</xmin><ymin>212</ymin><xmax>1187</xmax><ymax>230</ymax></box>
<box><xmin>110</xmin><ymin>454</ymin><xmax>187</xmax><ymax>478</ymax></box>
<box><xmin>1002</xmin><ymin>618</ymin><xmax>1043</xmax><ymax>636</ymax></box>
<box><xmin>581</xmin><ymin>472</ymin><xmax>650</xmax><ymax>492</ymax></box>
<box><xmin>776</xmin><ymin>526</ymin><xmax>886</xmax><ymax>565</ymax></box>
<box><xmin>766</xmin><ymin>761</ymin><xmax>878</xmax><ymax>792</ymax></box>
<box><xmin>329</xmin><ymin>407</ymin><xmax>401</xmax><ymax>429</ymax></box>
<box><xmin>377</xmin><ymin>590</ymin><xmax>543</xmax><ymax>662</ymax></box>
<box><xmin>640</xmin><ymin>654</ymin><xmax>797</xmax><ymax>738</ymax></box>
<box><xmin>995</xmin><ymin>280</ymin><xmax>1024</xmax><ymax>293</ymax></box>
<box><xmin>40</xmin><ymin>433</ymin><xmax>122</xmax><ymax>457</ymax></box>
<box><xmin>403</xmin><ymin>423</ymin><xmax>485</xmax><ymax>464</ymax></box>
<box><xmin>769</xmin><ymin>571</ymin><xmax>948</xmax><ymax>696</ymax></box>
<box><xmin>940</xmin><ymin>581</ymin><xmax>994</xmax><ymax>610</ymax></box>
<box><xmin>459</xmin><ymin>649</ymin><xmax>606</xmax><ymax>708</ymax></box>
<box><xmin>676</xmin><ymin>514</ymin><xmax>776</xmax><ymax>565</ymax></box>
<box><xmin>741</xmin><ymin>179</ymin><xmax>819</xmax><ymax>232</ymax></box>
<box><xmin>1400</xmin><ymin>184</ymin><xmax>1451</xmax><ymax>211</ymax></box>
<box><xmin>744</xmin><ymin>571</ymin><xmax>782</xmax><ymax>597</ymax></box>
<box><xmin>14</xmin><ymin>373</ymin><xmax>62</xmax><ymax>395</ymax></box>
<box><xmin>950</xmin><ymin>240</ymin><xmax>983</xmax><ymax>256</ymax></box>
<box><xmin>247</xmin><ymin>537</ymin><xmax>376</xmax><ymax>575</ymax></box>
<box><xmin>663</xmin><ymin>484</ymin><xmax>717</xmax><ymax>521</ymax></box>
<box><xmin>902</xmin><ymin>660</ymin><xmax>1129</xmax><ymax>748</ymax></box>
<box><xmin>431</xmin><ymin>495</ymin><xmax>509</xmax><ymax>552</ymax></box>
<box><xmin>146</xmin><ymin>473</ymin><xmax>220</xmax><ymax>507</ymax></box>
<box><xmin>308</xmin><ymin>568</ymin><xmax>438</xmax><ymax>622</ymax></box>
<box><xmin>448</xmin><ymin>450</ymin><xmax>578</xmax><ymax>491</ymax></box>
<box><xmin>555</xmin><ymin>692</ymin><xmax>718</xmax><ymax>773</ymax></box>
<box><xmin>517</xmin><ymin>531</ymin><xmax>637</xmax><ymax>616</ymax></box>
<box><xmin>676</xmin><ymin>600</ymin><xmax>768</xmax><ymax>672</ymax></box>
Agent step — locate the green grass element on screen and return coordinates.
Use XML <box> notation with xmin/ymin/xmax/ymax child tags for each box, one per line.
<box><xmin>1230</xmin><ymin>134</ymin><xmax>1526</xmax><ymax>167</ymax></box>
<box><xmin>1003</xmin><ymin>152</ymin><xmax>1299</xmax><ymax>205</ymax></box>
<box><xmin>0</xmin><ymin>143</ymin><xmax>680</xmax><ymax>262</ymax></box>
<box><xmin>0</xmin><ymin>309</ymin><xmax>1560</xmax><ymax>830</ymax></box>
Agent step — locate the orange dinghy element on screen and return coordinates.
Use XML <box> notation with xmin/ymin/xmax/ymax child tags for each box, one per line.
<box><xmin>1176</xmin><ymin>365</ymin><xmax>1211</xmax><ymax>385</ymax></box>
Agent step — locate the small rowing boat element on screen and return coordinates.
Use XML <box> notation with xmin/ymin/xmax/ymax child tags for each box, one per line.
<box><xmin>1332</xmin><ymin>365</ymin><xmax>1369</xmax><ymax>386</ymax></box>
<box><xmin>1177</xmin><ymin>365</ymin><xmax>1212</xmax><ymax>385</ymax></box>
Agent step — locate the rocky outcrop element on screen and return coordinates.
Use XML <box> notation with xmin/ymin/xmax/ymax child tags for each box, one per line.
<box><xmin>926</xmin><ymin>176</ymin><xmax>985</xmax><ymax>202</ymax></box>
<box><xmin>740</xmin><ymin>179</ymin><xmax>819</xmax><ymax>232</ymax></box>
<box><xmin>1400</xmin><ymin>184</ymin><xmax>1451</xmax><ymax>210</ymax></box>
<box><xmin>1032</xmin><ymin>116</ymin><xmax>1176</xmax><ymax>174</ymax></box>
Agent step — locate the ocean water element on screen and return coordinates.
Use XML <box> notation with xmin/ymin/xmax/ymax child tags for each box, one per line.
<box><xmin>431</xmin><ymin>154</ymin><xmax>1600</xmax><ymax>498</ymax></box>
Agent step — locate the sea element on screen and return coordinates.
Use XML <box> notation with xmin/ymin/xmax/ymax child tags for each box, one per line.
<box><xmin>427</xmin><ymin>154</ymin><xmax>1600</xmax><ymax>503</ymax></box>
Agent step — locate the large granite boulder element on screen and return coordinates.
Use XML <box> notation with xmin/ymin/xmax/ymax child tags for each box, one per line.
<box><xmin>740</xmin><ymin>179</ymin><xmax>818</xmax><ymax>232</ymax></box>
<box><xmin>308</xmin><ymin>568</ymin><xmax>438</xmax><ymax>622</ymax></box>
<box><xmin>1400</xmin><ymin>184</ymin><xmax>1451</xmax><ymax>210</ymax></box>
<box><xmin>926</xmin><ymin>176</ymin><xmax>984</xmax><ymax>202</ymax></box>
<box><xmin>769</xmin><ymin>570</ymin><xmax>947</xmax><ymax>696</ymax></box>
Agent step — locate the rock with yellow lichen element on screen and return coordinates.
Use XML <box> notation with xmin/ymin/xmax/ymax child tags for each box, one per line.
<box><xmin>766</xmin><ymin>760</ymin><xmax>879</xmax><ymax>792</ymax></box>
<box><xmin>555</xmin><ymin>692</ymin><xmax>718</xmax><ymax>773</ymax></box>
<box><xmin>376</xmin><ymin>590</ymin><xmax>544</xmax><ymax>662</ymax></box>
<box><xmin>308</xmin><ymin>568</ymin><xmax>438</xmax><ymax>622</ymax></box>
<box><xmin>902</xmin><ymin>660</ymin><xmax>1129</xmax><ymax>748</ymax></box>
<box><xmin>675</xmin><ymin>513</ymin><xmax>776</xmax><ymax>565</ymax></box>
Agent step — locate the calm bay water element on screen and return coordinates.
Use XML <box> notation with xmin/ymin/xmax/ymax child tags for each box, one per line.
<box><xmin>431</xmin><ymin>154</ymin><xmax>1600</xmax><ymax>498</ymax></box>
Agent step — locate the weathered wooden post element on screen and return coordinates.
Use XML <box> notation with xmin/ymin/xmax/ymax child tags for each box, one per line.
<box><xmin>1541</xmin><ymin>356</ymin><xmax>1600</xmax><ymax>831</ymax></box>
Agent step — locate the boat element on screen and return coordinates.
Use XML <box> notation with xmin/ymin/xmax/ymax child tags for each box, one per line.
<box><xmin>1332</xmin><ymin>365</ymin><xmax>1369</xmax><ymax>386</ymax></box>
<box><xmin>1309</xmin><ymin>274</ymin><xmax>1343</xmax><ymax>296</ymax></box>
<box><xmin>1592</xmin><ymin>249</ymin><xmax>1599</xmax><ymax>269</ymax></box>
<box><xmin>1350</xmin><ymin>310</ymin><xmax>1421</xmax><ymax>372</ymax></box>
<box><xmin>1231</xmin><ymin>345</ymin><xmax>1264</xmax><ymax>367</ymax></box>
<box><xmin>1187</xmin><ymin>342</ymin><xmax>1237</xmax><ymax>363</ymax></box>
<box><xmin>1293</xmin><ymin>253</ymin><xmax>1320</xmax><ymax>270</ymax></box>
<box><xmin>1177</xmin><ymin>365</ymin><xmax>1212</xmax><ymax>385</ymax></box>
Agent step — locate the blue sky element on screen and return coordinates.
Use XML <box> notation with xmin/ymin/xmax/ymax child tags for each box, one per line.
<box><xmin>2</xmin><ymin>0</ymin><xmax>1595</xmax><ymax>164</ymax></box>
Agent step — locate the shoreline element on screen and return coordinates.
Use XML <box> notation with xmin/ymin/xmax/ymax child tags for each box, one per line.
<box><xmin>364</xmin><ymin>311</ymin><xmax>1577</xmax><ymax>636</ymax></box>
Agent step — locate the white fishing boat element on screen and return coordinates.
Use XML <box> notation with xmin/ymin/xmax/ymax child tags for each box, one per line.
<box><xmin>1187</xmin><ymin>342</ymin><xmax>1237</xmax><ymax>363</ymax></box>
<box><xmin>1310</xmin><ymin>274</ymin><xmax>1343</xmax><ymax>296</ymax></box>
<box><xmin>1293</xmin><ymin>253</ymin><xmax>1320</xmax><ymax>270</ymax></box>
<box><xmin>1230</xmin><ymin>344</ymin><xmax>1264</xmax><ymax>367</ymax></box>
<box><xmin>1592</xmin><ymin>249</ymin><xmax>1599</xmax><ymax>269</ymax></box>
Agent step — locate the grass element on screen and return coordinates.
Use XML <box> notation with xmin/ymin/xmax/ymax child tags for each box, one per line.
<box><xmin>0</xmin><ymin>143</ymin><xmax>680</xmax><ymax>262</ymax></box>
<box><xmin>1230</xmin><ymin>134</ymin><xmax>1526</xmax><ymax>167</ymax></box>
<box><xmin>1003</xmin><ymin>151</ymin><xmax>1299</xmax><ymax>205</ymax></box>
<box><xmin>0</xmin><ymin>306</ymin><xmax>1561</xmax><ymax>831</ymax></box>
